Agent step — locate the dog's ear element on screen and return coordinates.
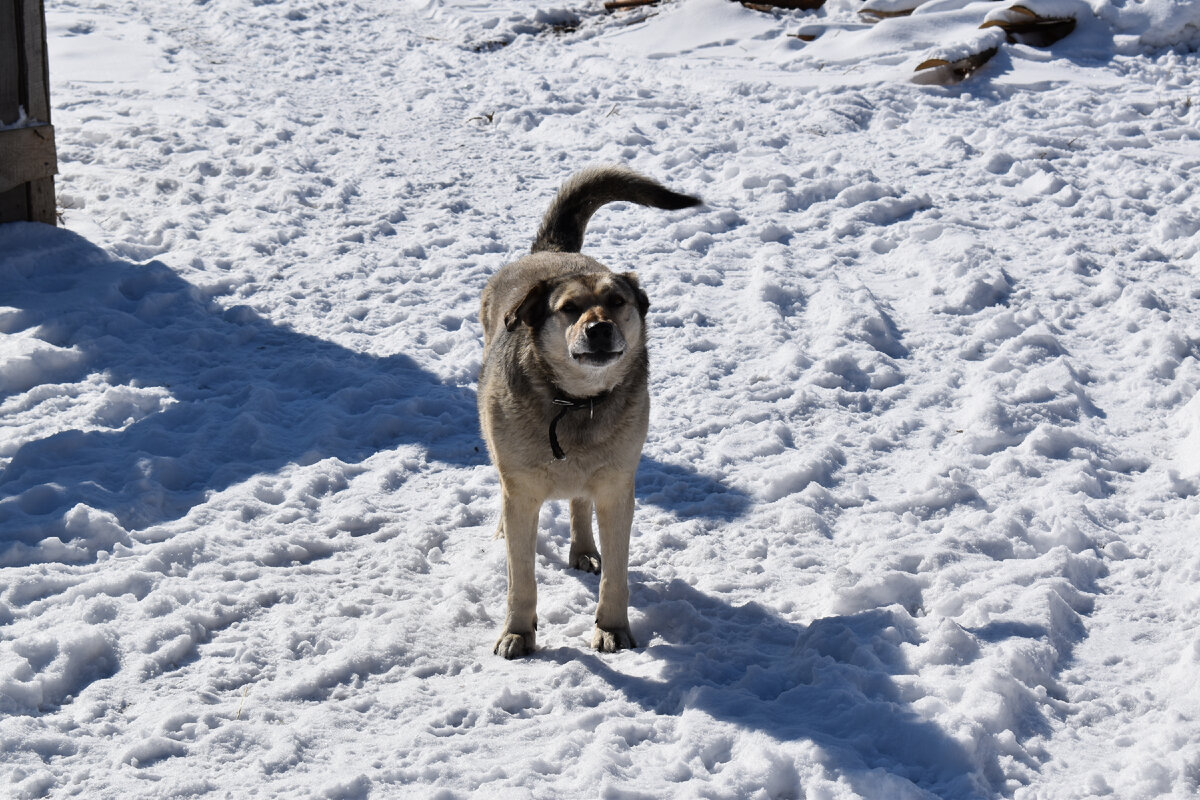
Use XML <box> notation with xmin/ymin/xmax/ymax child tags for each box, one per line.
<box><xmin>620</xmin><ymin>272</ymin><xmax>650</xmax><ymax>317</ymax></box>
<box><xmin>504</xmin><ymin>280</ymin><xmax>551</xmax><ymax>332</ymax></box>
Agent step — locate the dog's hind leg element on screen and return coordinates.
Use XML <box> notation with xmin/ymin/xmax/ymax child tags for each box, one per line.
<box><xmin>569</xmin><ymin>498</ymin><xmax>601</xmax><ymax>574</ymax></box>
<box><xmin>495</xmin><ymin>491</ymin><xmax>541</xmax><ymax>658</ymax></box>
<box><xmin>592</xmin><ymin>479</ymin><xmax>637</xmax><ymax>652</ymax></box>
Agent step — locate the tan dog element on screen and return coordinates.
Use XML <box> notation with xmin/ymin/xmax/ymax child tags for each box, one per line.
<box><xmin>478</xmin><ymin>166</ymin><xmax>701</xmax><ymax>658</ymax></box>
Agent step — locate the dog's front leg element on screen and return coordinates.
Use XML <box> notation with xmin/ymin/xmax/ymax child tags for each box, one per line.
<box><xmin>592</xmin><ymin>480</ymin><xmax>636</xmax><ymax>652</ymax></box>
<box><xmin>569</xmin><ymin>498</ymin><xmax>601</xmax><ymax>574</ymax></box>
<box><xmin>495</xmin><ymin>491</ymin><xmax>541</xmax><ymax>659</ymax></box>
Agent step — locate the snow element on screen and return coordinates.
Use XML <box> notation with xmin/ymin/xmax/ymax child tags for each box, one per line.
<box><xmin>2</xmin><ymin>0</ymin><xmax>1200</xmax><ymax>797</ymax></box>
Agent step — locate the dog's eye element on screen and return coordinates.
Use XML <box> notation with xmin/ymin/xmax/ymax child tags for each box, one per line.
<box><xmin>607</xmin><ymin>296</ymin><xmax>626</xmax><ymax>308</ymax></box>
<box><xmin>559</xmin><ymin>302</ymin><xmax>580</xmax><ymax>316</ymax></box>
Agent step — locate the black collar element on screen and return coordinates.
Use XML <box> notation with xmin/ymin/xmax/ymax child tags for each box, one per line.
<box><xmin>548</xmin><ymin>391</ymin><xmax>609</xmax><ymax>460</ymax></box>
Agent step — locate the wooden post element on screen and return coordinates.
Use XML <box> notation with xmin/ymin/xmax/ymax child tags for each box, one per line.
<box><xmin>0</xmin><ymin>0</ymin><xmax>57</xmax><ymax>226</ymax></box>
<box><xmin>604</xmin><ymin>0</ymin><xmax>660</xmax><ymax>9</ymax></box>
<box><xmin>741</xmin><ymin>1</ymin><xmax>825</xmax><ymax>10</ymax></box>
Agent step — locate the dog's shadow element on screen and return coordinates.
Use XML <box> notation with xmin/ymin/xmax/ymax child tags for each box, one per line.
<box><xmin>544</xmin><ymin>579</ymin><xmax>988</xmax><ymax>797</ymax></box>
<box><xmin>0</xmin><ymin>226</ymin><xmax>748</xmax><ymax>563</ymax></box>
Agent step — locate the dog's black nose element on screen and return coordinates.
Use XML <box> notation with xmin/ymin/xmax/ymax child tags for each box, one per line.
<box><xmin>585</xmin><ymin>321</ymin><xmax>616</xmax><ymax>350</ymax></box>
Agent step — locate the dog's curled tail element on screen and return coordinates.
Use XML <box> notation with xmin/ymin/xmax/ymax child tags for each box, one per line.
<box><xmin>531</xmin><ymin>166</ymin><xmax>702</xmax><ymax>254</ymax></box>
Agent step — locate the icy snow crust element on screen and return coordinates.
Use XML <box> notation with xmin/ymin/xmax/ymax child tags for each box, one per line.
<box><xmin>3</xmin><ymin>0</ymin><xmax>1200</xmax><ymax>797</ymax></box>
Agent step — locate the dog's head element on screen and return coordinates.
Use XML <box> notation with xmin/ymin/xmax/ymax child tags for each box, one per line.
<box><xmin>505</xmin><ymin>270</ymin><xmax>649</xmax><ymax>397</ymax></box>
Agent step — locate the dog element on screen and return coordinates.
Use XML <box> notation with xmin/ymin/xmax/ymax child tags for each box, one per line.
<box><xmin>478</xmin><ymin>166</ymin><xmax>701</xmax><ymax>658</ymax></box>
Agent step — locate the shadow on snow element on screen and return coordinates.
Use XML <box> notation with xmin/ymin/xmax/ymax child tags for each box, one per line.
<box><xmin>0</xmin><ymin>226</ymin><xmax>748</xmax><ymax>564</ymax></box>
<box><xmin>557</xmin><ymin>580</ymin><xmax>992</xmax><ymax>799</ymax></box>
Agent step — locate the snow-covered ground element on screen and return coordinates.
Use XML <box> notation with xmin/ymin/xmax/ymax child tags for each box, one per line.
<box><xmin>3</xmin><ymin>0</ymin><xmax>1200</xmax><ymax>797</ymax></box>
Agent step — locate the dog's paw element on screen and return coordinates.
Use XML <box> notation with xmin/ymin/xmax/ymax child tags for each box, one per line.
<box><xmin>570</xmin><ymin>550</ymin><xmax>601</xmax><ymax>574</ymax></box>
<box><xmin>494</xmin><ymin>630</ymin><xmax>536</xmax><ymax>659</ymax></box>
<box><xmin>592</xmin><ymin>625</ymin><xmax>636</xmax><ymax>653</ymax></box>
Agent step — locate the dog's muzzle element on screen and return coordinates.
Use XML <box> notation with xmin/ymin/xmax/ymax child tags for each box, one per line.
<box><xmin>571</xmin><ymin>321</ymin><xmax>624</xmax><ymax>366</ymax></box>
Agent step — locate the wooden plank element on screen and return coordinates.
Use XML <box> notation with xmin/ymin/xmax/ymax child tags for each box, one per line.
<box><xmin>604</xmin><ymin>0</ymin><xmax>658</xmax><ymax>9</ymax></box>
<box><xmin>0</xmin><ymin>124</ymin><xmax>56</xmax><ymax>194</ymax></box>
<box><xmin>0</xmin><ymin>0</ymin><xmax>57</xmax><ymax>225</ymax></box>
<box><xmin>1</xmin><ymin>0</ymin><xmax>20</xmax><ymax>125</ymax></box>
<box><xmin>0</xmin><ymin>185</ymin><xmax>29</xmax><ymax>223</ymax></box>
<box><xmin>912</xmin><ymin>47</ymin><xmax>999</xmax><ymax>85</ymax></box>
<box><xmin>0</xmin><ymin>0</ymin><xmax>28</xmax><ymax>222</ymax></box>
<box><xmin>25</xmin><ymin>0</ymin><xmax>57</xmax><ymax>225</ymax></box>
<box><xmin>742</xmin><ymin>0</ymin><xmax>824</xmax><ymax>10</ymax></box>
<box><xmin>20</xmin><ymin>0</ymin><xmax>51</xmax><ymax>122</ymax></box>
<box><xmin>26</xmin><ymin>175</ymin><xmax>55</xmax><ymax>224</ymax></box>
